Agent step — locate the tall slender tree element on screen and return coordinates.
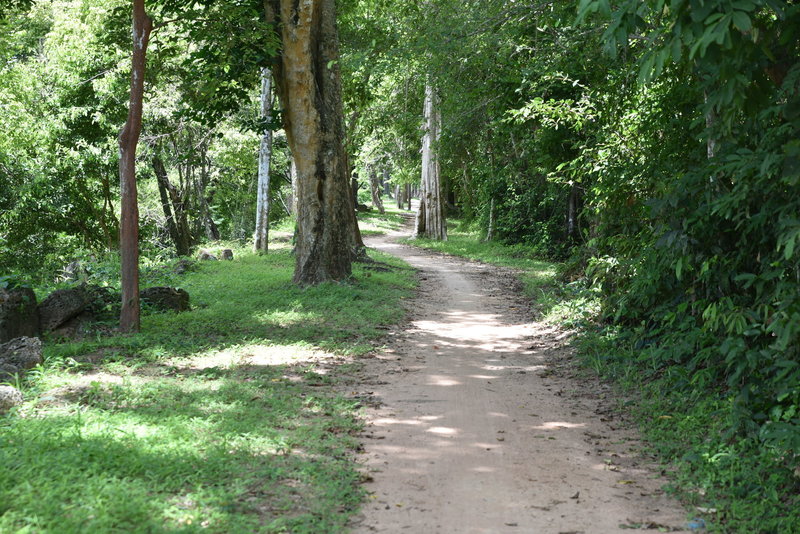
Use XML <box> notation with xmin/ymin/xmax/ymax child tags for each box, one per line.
<box><xmin>253</xmin><ymin>67</ymin><xmax>273</xmax><ymax>253</ymax></box>
<box><xmin>118</xmin><ymin>0</ymin><xmax>152</xmax><ymax>332</ymax></box>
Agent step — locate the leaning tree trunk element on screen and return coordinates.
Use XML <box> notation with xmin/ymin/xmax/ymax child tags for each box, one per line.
<box><xmin>265</xmin><ymin>0</ymin><xmax>357</xmax><ymax>284</ymax></box>
<box><xmin>417</xmin><ymin>83</ymin><xmax>447</xmax><ymax>240</ymax></box>
<box><xmin>152</xmin><ymin>155</ymin><xmax>181</xmax><ymax>254</ymax></box>
<box><xmin>254</xmin><ymin>67</ymin><xmax>273</xmax><ymax>253</ymax></box>
<box><xmin>118</xmin><ymin>0</ymin><xmax>152</xmax><ymax>333</ymax></box>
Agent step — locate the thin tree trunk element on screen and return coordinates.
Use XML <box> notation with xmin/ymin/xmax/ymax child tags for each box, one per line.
<box><xmin>154</xmin><ymin>155</ymin><xmax>192</xmax><ymax>256</ymax></box>
<box><xmin>118</xmin><ymin>0</ymin><xmax>151</xmax><ymax>333</ymax></box>
<box><xmin>264</xmin><ymin>0</ymin><xmax>357</xmax><ymax>284</ymax></box>
<box><xmin>705</xmin><ymin>91</ymin><xmax>717</xmax><ymax>159</ymax></box>
<box><xmin>418</xmin><ymin>82</ymin><xmax>447</xmax><ymax>240</ymax></box>
<box><xmin>487</xmin><ymin>197</ymin><xmax>495</xmax><ymax>241</ymax></box>
<box><xmin>567</xmin><ymin>183</ymin><xmax>579</xmax><ymax>241</ymax></box>
<box><xmin>254</xmin><ymin>68</ymin><xmax>273</xmax><ymax>253</ymax></box>
<box><xmin>369</xmin><ymin>164</ymin><xmax>385</xmax><ymax>214</ymax></box>
<box><xmin>405</xmin><ymin>183</ymin><xmax>411</xmax><ymax>210</ymax></box>
<box><xmin>382</xmin><ymin>167</ymin><xmax>392</xmax><ymax>197</ymax></box>
<box><xmin>153</xmin><ymin>155</ymin><xmax>181</xmax><ymax>254</ymax></box>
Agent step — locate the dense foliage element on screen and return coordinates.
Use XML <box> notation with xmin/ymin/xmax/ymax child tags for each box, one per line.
<box><xmin>340</xmin><ymin>0</ymin><xmax>800</xmax><ymax>522</ymax></box>
<box><xmin>0</xmin><ymin>0</ymin><xmax>289</xmax><ymax>277</ymax></box>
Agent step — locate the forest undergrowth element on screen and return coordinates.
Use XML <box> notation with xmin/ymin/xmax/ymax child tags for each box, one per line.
<box><xmin>0</xmin><ymin>226</ymin><xmax>416</xmax><ymax>533</ymax></box>
<box><xmin>411</xmin><ymin>221</ymin><xmax>800</xmax><ymax>534</ymax></box>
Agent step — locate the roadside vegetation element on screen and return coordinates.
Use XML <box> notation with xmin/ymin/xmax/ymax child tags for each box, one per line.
<box><xmin>0</xmin><ymin>216</ymin><xmax>416</xmax><ymax>533</ymax></box>
<box><xmin>410</xmin><ymin>222</ymin><xmax>800</xmax><ymax>534</ymax></box>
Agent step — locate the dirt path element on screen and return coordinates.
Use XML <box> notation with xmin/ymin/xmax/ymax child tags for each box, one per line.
<box><xmin>350</xmin><ymin>227</ymin><xmax>689</xmax><ymax>534</ymax></box>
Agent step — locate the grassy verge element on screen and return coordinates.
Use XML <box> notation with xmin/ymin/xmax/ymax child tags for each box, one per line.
<box><xmin>1</xmin><ymin>244</ymin><xmax>415</xmax><ymax>533</ymax></box>
<box><xmin>407</xmin><ymin>224</ymin><xmax>800</xmax><ymax>533</ymax></box>
<box><xmin>356</xmin><ymin>205</ymin><xmax>409</xmax><ymax>236</ymax></box>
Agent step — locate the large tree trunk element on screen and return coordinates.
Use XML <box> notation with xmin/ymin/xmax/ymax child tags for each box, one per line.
<box><xmin>264</xmin><ymin>0</ymin><xmax>358</xmax><ymax>284</ymax></box>
<box><xmin>418</xmin><ymin>83</ymin><xmax>447</xmax><ymax>240</ymax></box>
<box><xmin>254</xmin><ymin>67</ymin><xmax>273</xmax><ymax>253</ymax></box>
<box><xmin>118</xmin><ymin>0</ymin><xmax>151</xmax><ymax>333</ymax></box>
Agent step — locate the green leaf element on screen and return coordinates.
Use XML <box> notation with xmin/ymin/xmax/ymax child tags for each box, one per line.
<box><xmin>732</xmin><ymin>11</ymin><xmax>752</xmax><ymax>32</ymax></box>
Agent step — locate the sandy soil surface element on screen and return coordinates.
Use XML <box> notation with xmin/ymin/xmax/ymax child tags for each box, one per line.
<box><xmin>349</xmin><ymin>226</ymin><xmax>689</xmax><ymax>534</ymax></box>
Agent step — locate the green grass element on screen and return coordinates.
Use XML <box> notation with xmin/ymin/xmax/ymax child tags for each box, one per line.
<box><xmin>356</xmin><ymin>204</ymin><xmax>409</xmax><ymax>236</ymax></box>
<box><xmin>405</xmin><ymin>221</ymin><xmax>800</xmax><ymax>534</ymax></box>
<box><xmin>0</xmin><ymin>244</ymin><xmax>416</xmax><ymax>533</ymax></box>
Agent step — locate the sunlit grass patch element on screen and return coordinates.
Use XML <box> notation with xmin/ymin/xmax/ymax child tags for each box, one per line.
<box><xmin>357</xmin><ymin>204</ymin><xmax>409</xmax><ymax>235</ymax></box>
<box><xmin>1</xmin><ymin>245</ymin><xmax>415</xmax><ymax>533</ymax></box>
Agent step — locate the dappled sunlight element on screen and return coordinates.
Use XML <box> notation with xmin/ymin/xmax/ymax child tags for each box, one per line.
<box><xmin>374</xmin><ymin>417</ymin><xmax>426</xmax><ymax>426</ymax></box>
<box><xmin>427</xmin><ymin>426</ymin><xmax>459</xmax><ymax>436</ymax></box>
<box><xmin>427</xmin><ymin>375</ymin><xmax>462</xmax><ymax>386</ymax></box>
<box><xmin>252</xmin><ymin>309</ymin><xmax>321</xmax><ymax>327</ymax></box>
<box><xmin>532</xmin><ymin>421</ymin><xmax>587</xmax><ymax>430</ymax></box>
<box><xmin>471</xmin><ymin>466</ymin><xmax>497</xmax><ymax>473</ymax></box>
<box><xmin>244</xmin><ymin>344</ymin><xmax>337</xmax><ymax>367</ymax></box>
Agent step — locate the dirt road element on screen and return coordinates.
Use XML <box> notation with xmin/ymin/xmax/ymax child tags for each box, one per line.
<box><xmin>350</xmin><ymin>230</ymin><xmax>689</xmax><ymax>534</ymax></box>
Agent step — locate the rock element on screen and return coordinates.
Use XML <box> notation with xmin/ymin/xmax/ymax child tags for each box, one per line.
<box><xmin>0</xmin><ymin>385</ymin><xmax>23</xmax><ymax>414</ymax></box>
<box><xmin>140</xmin><ymin>287</ymin><xmax>190</xmax><ymax>312</ymax></box>
<box><xmin>38</xmin><ymin>286</ymin><xmax>89</xmax><ymax>332</ymax></box>
<box><xmin>0</xmin><ymin>337</ymin><xmax>43</xmax><ymax>381</ymax></box>
<box><xmin>221</xmin><ymin>249</ymin><xmax>234</xmax><ymax>260</ymax></box>
<box><xmin>198</xmin><ymin>250</ymin><xmax>217</xmax><ymax>261</ymax></box>
<box><xmin>173</xmin><ymin>258</ymin><xmax>197</xmax><ymax>274</ymax></box>
<box><xmin>51</xmin><ymin>312</ymin><xmax>96</xmax><ymax>340</ymax></box>
<box><xmin>0</xmin><ymin>287</ymin><xmax>40</xmax><ymax>342</ymax></box>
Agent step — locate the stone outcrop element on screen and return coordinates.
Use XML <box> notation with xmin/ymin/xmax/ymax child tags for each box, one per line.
<box><xmin>198</xmin><ymin>250</ymin><xmax>217</xmax><ymax>261</ymax></box>
<box><xmin>222</xmin><ymin>249</ymin><xmax>234</xmax><ymax>260</ymax></box>
<box><xmin>0</xmin><ymin>287</ymin><xmax>40</xmax><ymax>342</ymax></box>
<box><xmin>0</xmin><ymin>337</ymin><xmax>43</xmax><ymax>381</ymax></box>
<box><xmin>140</xmin><ymin>287</ymin><xmax>190</xmax><ymax>312</ymax></box>
<box><xmin>173</xmin><ymin>259</ymin><xmax>197</xmax><ymax>274</ymax></box>
<box><xmin>38</xmin><ymin>286</ymin><xmax>89</xmax><ymax>332</ymax></box>
<box><xmin>0</xmin><ymin>385</ymin><xmax>23</xmax><ymax>414</ymax></box>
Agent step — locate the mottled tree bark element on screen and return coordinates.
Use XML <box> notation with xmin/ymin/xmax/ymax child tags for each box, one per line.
<box><xmin>254</xmin><ymin>68</ymin><xmax>273</xmax><ymax>253</ymax></box>
<box><xmin>417</xmin><ymin>83</ymin><xmax>447</xmax><ymax>240</ymax></box>
<box><xmin>264</xmin><ymin>0</ymin><xmax>359</xmax><ymax>284</ymax></box>
<box><xmin>118</xmin><ymin>0</ymin><xmax>151</xmax><ymax>333</ymax></box>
